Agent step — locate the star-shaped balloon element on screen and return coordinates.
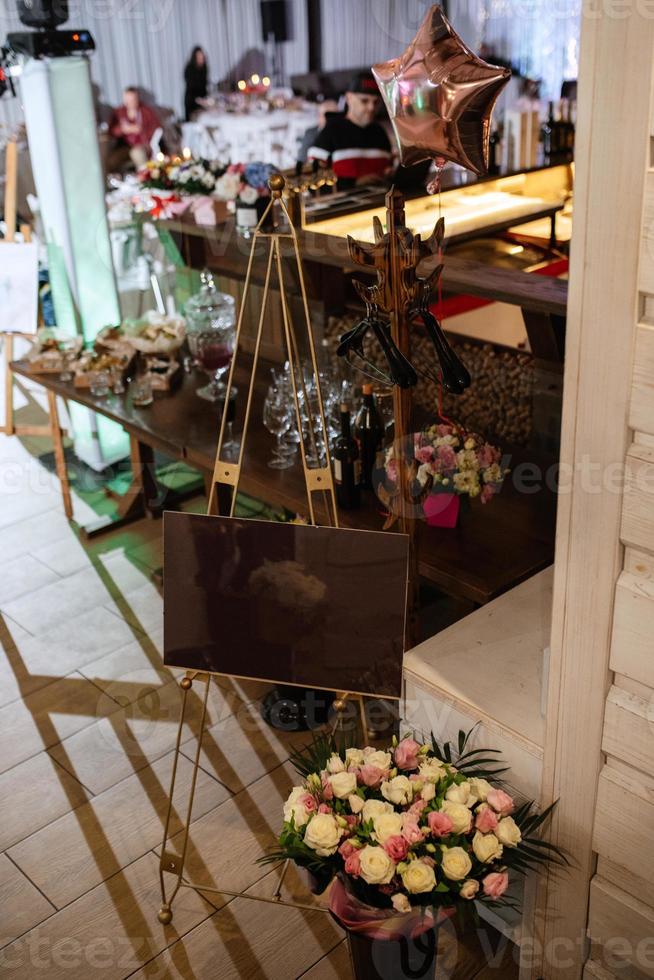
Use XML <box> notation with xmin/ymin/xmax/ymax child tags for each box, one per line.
<box><xmin>373</xmin><ymin>5</ymin><xmax>511</xmax><ymax>177</ymax></box>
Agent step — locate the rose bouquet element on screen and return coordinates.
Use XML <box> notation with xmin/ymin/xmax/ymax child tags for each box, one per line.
<box><xmin>138</xmin><ymin>157</ymin><xmax>228</xmax><ymax>196</ymax></box>
<box><xmin>261</xmin><ymin>730</ymin><xmax>564</xmax><ymax>978</ymax></box>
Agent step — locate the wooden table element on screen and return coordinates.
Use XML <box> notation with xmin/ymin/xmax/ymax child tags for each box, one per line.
<box><xmin>11</xmin><ymin>358</ymin><xmax>556</xmax><ymax>606</ymax></box>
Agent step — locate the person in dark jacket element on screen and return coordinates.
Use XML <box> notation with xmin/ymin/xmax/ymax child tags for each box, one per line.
<box><xmin>184</xmin><ymin>46</ymin><xmax>209</xmax><ymax>122</ymax></box>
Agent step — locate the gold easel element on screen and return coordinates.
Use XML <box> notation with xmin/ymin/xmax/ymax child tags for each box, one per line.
<box><xmin>1</xmin><ymin>139</ymin><xmax>50</xmax><ymax>439</ymax></box>
<box><xmin>158</xmin><ymin>175</ymin><xmax>367</xmax><ymax>925</ymax></box>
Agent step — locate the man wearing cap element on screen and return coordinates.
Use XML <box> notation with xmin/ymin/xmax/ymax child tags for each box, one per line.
<box><xmin>308</xmin><ymin>71</ymin><xmax>392</xmax><ymax>191</ymax></box>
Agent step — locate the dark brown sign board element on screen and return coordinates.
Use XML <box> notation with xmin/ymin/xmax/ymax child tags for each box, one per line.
<box><xmin>163</xmin><ymin>512</ymin><xmax>409</xmax><ymax>699</ymax></box>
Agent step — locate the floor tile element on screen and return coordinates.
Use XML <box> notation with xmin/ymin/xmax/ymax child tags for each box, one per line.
<box><xmin>132</xmin><ymin>890</ymin><xmax>342</xmax><ymax>980</ymax></box>
<box><xmin>0</xmin><ymin>509</ymin><xmax>71</xmax><ymax>563</ymax></box>
<box><xmin>0</xmin><ymin>853</ymin><xmax>55</xmax><ymax>949</ymax></box>
<box><xmin>49</xmin><ymin>676</ymin><xmax>242</xmax><ymax>795</ymax></box>
<box><xmin>0</xmin><ymin>672</ymin><xmax>121</xmax><ymax>775</ymax></box>
<box><xmin>0</xmin><ymin>614</ymin><xmax>57</xmax><ymax>708</ymax></box>
<box><xmin>79</xmin><ymin>630</ymin><xmax>180</xmax><ymax>707</ymax></box>
<box><xmin>0</xmin><ymin>852</ymin><xmax>215</xmax><ymax>980</ymax></box>
<box><xmin>300</xmin><ymin>941</ymin><xmax>351</xmax><ymax>979</ymax></box>
<box><xmin>0</xmin><ymin>554</ymin><xmax>59</xmax><ymax>605</ymax></box>
<box><xmin>180</xmin><ymin>698</ymin><xmax>310</xmax><ymax>795</ymax></box>
<box><xmin>165</xmin><ymin>763</ymin><xmax>296</xmax><ymax>897</ymax></box>
<box><xmin>9</xmin><ymin>750</ymin><xmax>230</xmax><ymax>909</ymax></box>
<box><xmin>105</xmin><ymin>580</ymin><xmax>162</xmax><ymax>636</ymax></box>
<box><xmin>32</xmin><ymin>535</ymin><xmax>97</xmax><ymax>578</ymax></box>
<box><xmin>3</xmin><ymin>607</ymin><xmax>140</xmax><ymax>695</ymax></box>
<box><xmin>0</xmin><ymin>752</ymin><xmax>89</xmax><ymax>851</ymax></box>
<box><xmin>1</xmin><ymin>567</ymin><xmax>115</xmax><ymax>635</ymax></box>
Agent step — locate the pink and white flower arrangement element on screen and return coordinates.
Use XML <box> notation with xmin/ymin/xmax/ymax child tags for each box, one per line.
<box><xmin>385</xmin><ymin>424</ymin><xmax>508</xmax><ymax>504</ymax></box>
<box><xmin>263</xmin><ymin>730</ymin><xmax>564</xmax><ymax>917</ymax></box>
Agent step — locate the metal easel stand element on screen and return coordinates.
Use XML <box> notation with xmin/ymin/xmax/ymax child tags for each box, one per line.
<box><xmin>158</xmin><ymin>175</ymin><xmax>367</xmax><ymax>925</ymax></box>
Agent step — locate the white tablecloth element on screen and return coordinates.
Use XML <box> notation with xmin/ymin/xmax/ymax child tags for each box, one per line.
<box><xmin>181</xmin><ymin>107</ymin><xmax>318</xmax><ymax>169</ymax></box>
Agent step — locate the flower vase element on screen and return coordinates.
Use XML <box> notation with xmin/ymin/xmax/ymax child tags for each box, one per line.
<box><xmin>423</xmin><ymin>492</ymin><xmax>460</xmax><ymax>528</ymax></box>
<box><xmin>235</xmin><ymin>204</ymin><xmax>259</xmax><ymax>237</ymax></box>
<box><xmin>346</xmin><ymin>927</ymin><xmax>438</xmax><ymax>980</ymax></box>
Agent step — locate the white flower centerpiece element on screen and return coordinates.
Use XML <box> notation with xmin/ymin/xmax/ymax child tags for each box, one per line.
<box><xmin>262</xmin><ymin>730</ymin><xmax>565</xmax><ymax>980</ymax></box>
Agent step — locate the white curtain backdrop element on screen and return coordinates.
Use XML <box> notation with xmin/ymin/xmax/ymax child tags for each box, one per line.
<box><xmin>319</xmin><ymin>0</ymin><xmax>580</xmax><ymax>100</ymax></box>
<box><xmin>0</xmin><ymin>0</ymin><xmax>309</xmax><ymax>126</ymax></box>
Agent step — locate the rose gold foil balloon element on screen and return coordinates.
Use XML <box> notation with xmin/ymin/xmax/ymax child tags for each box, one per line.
<box><xmin>373</xmin><ymin>5</ymin><xmax>511</xmax><ymax>176</ymax></box>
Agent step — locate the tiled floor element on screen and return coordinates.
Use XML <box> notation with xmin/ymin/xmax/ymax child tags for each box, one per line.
<box><xmin>0</xmin><ymin>373</ymin><xmax>519</xmax><ymax>978</ymax></box>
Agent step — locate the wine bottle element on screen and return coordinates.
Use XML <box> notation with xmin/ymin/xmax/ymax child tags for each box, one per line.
<box><xmin>333</xmin><ymin>404</ymin><xmax>361</xmax><ymax>509</ymax></box>
<box><xmin>354</xmin><ymin>384</ymin><xmax>383</xmax><ymax>491</ymax></box>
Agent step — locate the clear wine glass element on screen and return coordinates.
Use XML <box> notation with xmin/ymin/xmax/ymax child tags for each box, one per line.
<box><xmin>263</xmin><ymin>386</ymin><xmax>293</xmax><ymax>469</ymax></box>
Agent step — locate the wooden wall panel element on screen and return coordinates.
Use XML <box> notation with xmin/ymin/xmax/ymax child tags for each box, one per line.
<box><xmin>630</xmin><ymin>323</ymin><xmax>654</xmax><ymax>435</ymax></box>
<box><xmin>602</xmin><ymin>685</ymin><xmax>654</xmax><ymax>776</ymax></box>
<box><xmin>609</xmin><ymin>571</ymin><xmax>654</xmax><ymax>688</ymax></box>
<box><xmin>621</xmin><ymin>445</ymin><xmax>654</xmax><ymax>551</ymax></box>
<box><xmin>641</xmin><ymin>172</ymin><xmax>654</xmax><ymax>296</ymax></box>
<box><xmin>596</xmin><ymin>856</ymin><xmax>654</xmax><ymax>911</ymax></box>
<box><xmin>593</xmin><ymin>766</ymin><xmax>654</xmax><ymax>883</ymax></box>
<box><xmin>589</xmin><ymin>877</ymin><xmax>654</xmax><ymax>979</ymax></box>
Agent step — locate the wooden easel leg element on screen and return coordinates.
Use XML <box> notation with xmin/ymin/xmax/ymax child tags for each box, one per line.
<box><xmin>4</xmin><ymin>334</ymin><xmax>15</xmax><ymax>437</ymax></box>
<box><xmin>46</xmin><ymin>389</ymin><xmax>73</xmax><ymax>521</ymax></box>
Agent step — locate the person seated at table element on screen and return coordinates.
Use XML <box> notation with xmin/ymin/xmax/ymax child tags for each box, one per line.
<box><xmin>107</xmin><ymin>87</ymin><xmax>160</xmax><ymax>172</ymax></box>
<box><xmin>296</xmin><ymin>99</ymin><xmax>339</xmax><ymax>166</ymax></box>
<box><xmin>308</xmin><ymin>72</ymin><xmax>392</xmax><ymax>191</ymax></box>
<box><xmin>184</xmin><ymin>46</ymin><xmax>209</xmax><ymax>122</ymax></box>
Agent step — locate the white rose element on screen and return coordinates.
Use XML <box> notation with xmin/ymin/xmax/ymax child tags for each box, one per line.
<box><xmin>372</xmin><ymin>812</ymin><xmax>403</xmax><ymax>844</ymax></box>
<box><xmin>468</xmin><ymin>778</ymin><xmax>493</xmax><ymax>804</ymax></box>
<box><xmin>283</xmin><ymin>786</ymin><xmax>310</xmax><ymax>827</ymax></box>
<box><xmin>214</xmin><ymin>172</ymin><xmax>241</xmax><ymax>200</ymax></box>
<box><xmin>416</xmin><ymin>462</ymin><xmax>432</xmax><ymax>488</ymax></box>
<box><xmin>391</xmin><ymin>893</ymin><xmax>412</xmax><ymax>913</ymax></box>
<box><xmin>381</xmin><ymin>775</ymin><xmax>413</xmax><ymax>806</ymax></box>
<box><xmin>239</xmin><ymin>184</ymin><xmax>259</xmax><ymax>206</ymax></box>
<box><xmin>329</xmin><ymin>771</ymin><xmax>358</xmax><ymax>799</ymax></box>
<box><xmin>496</xmin><ymin>817</ymin><xmax>522</xmax><ymax>848</ymax></box>
<box><xmin>358</xmin><ymin>845</ymin><xmax>396</xmax><ymax>885</ymax></box>
<box><xmin>441</xmin><ymin>846</ymin><xmax>473</xmax><ymax>881</ymax></box>
<box><xmin>363</xmin><ymin>749</ymin><xmax>393</xmax><ymax>771</ymax></box>
<box><xmin>303</xmin><ymin>813</ymin><xmax>342</xmax><ymax>856</ymax></box>
<box><xmin>445</xmin><ymin>781</ymin><xmax>472</xmax><ymax>806</ymax></box>
<box><xmin>421</xmin><ymin>782</ymin><xmax>436</xmax><ymax>802</ymax></box>
<box><xmin>348</xmin><ymin>794</ymin><xmax>364</xmax><ymax>814</ymax></box>
<box><xmin>362</xmin><ymin>799</ymin><xmax>393</xmax><ymax>824</ymax></box>
<box><xmin>460</xmin><ymin>879</ymin><xmax>480</xmax><ymax>900</ymax></box>
<box><xmin>441</xmin><ymin>801</ymin><xmax>472</xmax><ymax>834</ymax></box>
<box><xmin>418</xmin><ymin>759</ymin><xmax>447</xmax><ymax>783</ymax></box>
<box><xmin>345</xmin><ymin>748</ymin><xmax>366</xmax><ymax>767</ymax></box>
<box><xmin>401</xmin><ymin>860</ymin><xmax>437</xmax><ymax>894</ymax></box>
<box><xmin>326</xmin><ymin>753</ymin><xmax>346</xmax><ymax>774</ymax></box>
<box><xmin>472</xmin><ymin>831</ymin><xmax>503</xmax><ymax>864</ymax></box>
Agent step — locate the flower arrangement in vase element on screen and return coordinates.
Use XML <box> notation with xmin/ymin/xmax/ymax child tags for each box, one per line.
<box><xmin>383</xmin><ymin>424</ymin><xmax>508</xmax><ymax>528</ymax></box>
<box><xmin>261</xmin><ymin>731</ymin><xmax>565</xmax><ymax>980</ymax></box>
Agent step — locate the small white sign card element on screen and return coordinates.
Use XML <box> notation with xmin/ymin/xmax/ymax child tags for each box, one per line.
<box><xmin>0</xmin><ymin>242</ymin><xmax>39</xmax><ymax>334</ymax></box>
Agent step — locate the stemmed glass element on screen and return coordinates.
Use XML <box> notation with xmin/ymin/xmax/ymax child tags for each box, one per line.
<box><xmin>263</xmin><ymin>385</ymin><xmax>293</xmax><ymax>469</ymax></box>
<box><xmin>195</xmin><ymin>328</ymin><xmax>235</xmax><ymax>402</ymax></box>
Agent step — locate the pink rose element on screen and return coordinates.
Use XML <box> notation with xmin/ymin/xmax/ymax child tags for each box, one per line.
<box><xmin>383</xmin><ymin>835</ymin><xmax>409</xmax><ymax>862</ymax></box>
<box><xmin>345</xmin><ymin>814</ymin><xmax>359</xmax><ymax>828</ymax></box>
<box><xmin>427</xmin><ymin>811</ymin><xmax>454</xmax><ymax>837</ymax></box>
<box><xmin>487</xmin><ymin>789</ymin><xmax>514</xmax><ymax>816</ymax></box>
<box><xmin>394</xmin><ymin>738</ymin><xmax>421</xmax><ymax>771</ymax></box>
<box><xmin>299</xmin><ymin>793</ymin><xmax>318</xmax><ymax>813</ymax></box>
<box><xmin>321</xmin><ymin>774</ymin><xmax>334</xmax><ymax>801</ymax></box>
<box><xmin>344</xmin><ymin>851</ymin><xmax>361</xmax><ymax>876</ymax></box>
<box><xmin>408</xmin><ymin>798</ymin><xmax>428</xmax><ymax>818</ymax></box>
<box><xmin>480</xmin><ymin>484</ymin><xmax>495</xmax><ymax>504</ymax></box>
<box><xmin>386</xmin><ymin>458</ymin><xmax>399</xmax><ymax>482</ymax></box>
<box><xmin>475</xmin><ymin>806</ymin><xmax>499</xmax><ymax>833</ymax></box>
<box><xmin>339</xmin><ymin>840</ymin><xmax>357</xmax><ymax>859</ymax></box>
<box><xmin>358</xmin><ymin>764</ymin><xmax>386</xmax><ymax>788</ymax></box>
<box><xmin>478</xmin><ymin>444</ymin><xmax>500</xmax><ymax>468</ymax></box>
<box><xmin>483</xmin><ymin>871</ymin><xmax>509</xmax><ymax>899</ymax></box>
<box><xmin>318</xmin><ymin>803</ymin><xmax>331</xmax><ymax>814</ymax></box>
<box><xmin>436</xmin><ymin>445</ymin><xmax>457</xmax><ymax>470</ymax></box>
<box><xmin>436</xmin><ymin>424</ymin><xmax>453</xmax><ymax>437</ymax></box>
<box><xmin>421</xmin><ymin>856</ymin><xmax>436</xmax><ymax>868</ymax></box>
<box><xmin>401</xmin><ymin>815</ymin><xmax>424</xmax><ymax>845</ymax></box>
<box><xmin>416</xmin><ymin>446</ymin><xmax>435</xmax><ymax>464</ymax></box>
